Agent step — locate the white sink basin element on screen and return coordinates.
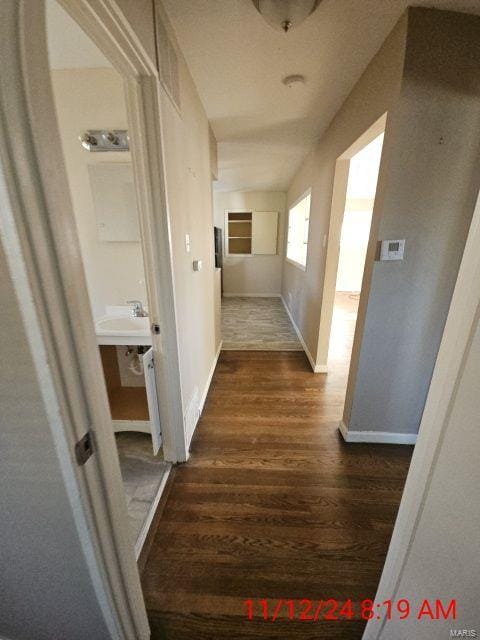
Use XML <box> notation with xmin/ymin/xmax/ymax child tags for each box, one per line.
<box><xmin>95</xmin><ymin>313</ymin><xmax>151</xmax><ymax>346</ymax></box>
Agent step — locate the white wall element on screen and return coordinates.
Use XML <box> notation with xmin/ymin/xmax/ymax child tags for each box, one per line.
<box><xmin>51</xmin><ymin>67</ymin><xmax>147</xmax><ymax>320</ymax></box>
<box><xmin>336</xmin><ymin>133</ymin><xmax>383</xmax><ymax>292</ymax></box>
<box><xmin>335</xmin><ymin>207</ymin><xmax>373</xmax><ymax>292</ymax></box>
<box><xmin>213</xmin><ymin>190</ymin><xmax>286</xmax><ymax>295</ymax></box>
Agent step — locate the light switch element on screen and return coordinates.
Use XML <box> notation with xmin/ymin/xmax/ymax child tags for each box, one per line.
<box><xmin>380</xmin><ymin>239</ymin><xmax>405</xmax><ymax>261</ymax></box>
<box><xmin>185</xmin><ymin>234</ymin><xmax>191</xmax><ymax>253</ymax></box>
<box><xmin>192</xmin><ymin>259</ymin><xmax>202</xmax><ymax>272</ymax></box>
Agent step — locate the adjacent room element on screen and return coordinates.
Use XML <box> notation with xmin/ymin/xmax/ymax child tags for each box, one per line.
<box><xmin>47</xmin><ymin>0</ymin><xmax>170</xmax><ymax>555</ymax></box>
<box><xmin>214</xmin><ymin>191</ymin><xmax>303</xmax><ymax>350</ymax></box>
<box><xmin>327</xmin><ymin>132</ymin><xmax>384</xmax><ymax>378</ymax></box>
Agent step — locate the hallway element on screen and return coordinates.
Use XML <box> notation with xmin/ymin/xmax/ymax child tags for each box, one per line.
<box><xmin>142</xmin><ymin>297</ymin><xmax>413</xmax><ymax>639</ymax></box>
<box><xmin>221</xmin><ymin>296</ymin><xmax>302</xmax><ymax>351</ymax></box>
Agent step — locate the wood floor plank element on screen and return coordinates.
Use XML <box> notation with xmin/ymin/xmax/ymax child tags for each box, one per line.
<box><xmin>142</xmin><ymin>295</ymin><xmax>413</xmax><ymax>639</ymax></box>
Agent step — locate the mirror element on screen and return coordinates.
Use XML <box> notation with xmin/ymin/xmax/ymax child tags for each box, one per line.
<box><xmin>89</xmin><ymin>162</ymin><xmax>140</xmax><ymax>242</ymax></box>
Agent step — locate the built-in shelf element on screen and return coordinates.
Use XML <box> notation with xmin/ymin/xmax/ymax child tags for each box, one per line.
<box><xmin>225</xmin><ymin>210</ymin><xmax>279</xmax><ymax>256</ymax></box>
<box><xmin>227</xmin><ymin>212</ymin><xmax>252</xmax><ymax>254</ymax></box>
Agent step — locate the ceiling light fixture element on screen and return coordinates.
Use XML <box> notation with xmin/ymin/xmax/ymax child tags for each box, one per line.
<box><xmin>252</xmin><ymin>0</ymin><xmax>322</xmax><ymax>33</ymax></box>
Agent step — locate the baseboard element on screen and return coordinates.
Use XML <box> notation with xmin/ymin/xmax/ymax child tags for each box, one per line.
<box><xmin>199</xmin><ymin>340</ymin><xmax>222</xmax><ymax>414</ymax></box>
<box><xmin>338</xmin><ymin>421</ymin><xmax>417</xmax><ymax>445</ymax></box>
<box><xmin>223</xmin><ymin>292</ymin><xmax>281</xmax><ymax>298</ymax></box>
<box><xmin>185</xmin><ymin>340</ymin><xmax>223</xmax><ymax>450</ymax></box>
<box><xmin>137</xmin><ymin>466</ymin><xmax>176</xmax><ymax>574</ymax></box>
<box><xmin>134</xmin><ymin>465</ymin><xmax>171</xmax><ymax>560</ymax></box>
<box><xmin>280</xmin><ymin>296</ymin><xmax>325</xmax><ymax>374</ymax></box>
<box><xmin>112</xmin><ymin>419</ymin><xmax>150</xmax><ymax>433</ymax></box>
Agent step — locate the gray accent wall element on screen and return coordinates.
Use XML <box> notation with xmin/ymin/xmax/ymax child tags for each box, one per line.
<box><xmin>345</xmin><ymin>9</ymin><xmax>480</xmax><ymax>435</ymax></box>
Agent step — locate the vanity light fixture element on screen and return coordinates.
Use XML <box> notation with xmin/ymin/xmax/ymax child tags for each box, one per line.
<box><xmin>80</xmin><ymin>129</ymin><xmax>129</xmax><ymax>152</ymax></box>
<box><xmin>252</xmin><ymin>0</ymin><xmax>322</xmax><ymax>32</ymax></box>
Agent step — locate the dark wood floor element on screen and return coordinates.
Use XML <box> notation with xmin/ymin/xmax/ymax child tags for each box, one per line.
<box><xmin>142</xmin><ymin>296</ymin><xmax>413</xmax><ymax>639</ymax></box>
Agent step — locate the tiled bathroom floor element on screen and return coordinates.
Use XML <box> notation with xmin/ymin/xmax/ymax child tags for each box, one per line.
<box><xmin>115</xmin><ymin>432</ymin><xmax>170</xmax><ymax>548</ymax></box>
<box><xmin>221</xmin><ymin>296</ymin><xmax>302</xmax><ymax>350</ymax></box>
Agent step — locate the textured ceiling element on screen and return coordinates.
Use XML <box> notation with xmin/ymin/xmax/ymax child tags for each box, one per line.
<box><xmin>162</xmin><ymin>0</ymin><xmax>480</xmax><ymax>192</ymax></box>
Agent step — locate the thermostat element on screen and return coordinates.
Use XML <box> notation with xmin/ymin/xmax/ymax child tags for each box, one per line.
<box><xmin>380</xmin><ymin>239</ymin><xmax>405</xmax><ymax>261</ymax></box>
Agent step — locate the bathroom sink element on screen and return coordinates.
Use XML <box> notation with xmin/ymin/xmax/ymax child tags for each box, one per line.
<box><xmin>95</xmin><ymin>313</ymin><xmax>151</xmax><ymax>346</ymax></box>
<box><xmin>96</xmin><ymin>315</ymin><xmax>149</xmax><ymax>333</ymax></box>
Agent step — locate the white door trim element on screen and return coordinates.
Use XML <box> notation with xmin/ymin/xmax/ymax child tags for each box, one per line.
<box><xmin>362</xmin><ymin>186</ymin><xmax>480</xmax><ymax>638</ymax></box>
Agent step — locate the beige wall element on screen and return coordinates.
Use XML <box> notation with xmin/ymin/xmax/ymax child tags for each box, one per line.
<box><xmin>281</xmin><ymin>16</ymin><xmax>407</xmax><ymax>355</ymax></box>
<box><xmin>55</xmin><ymin>1</ymin><xmax>220</xmax><ymax>445</ymax></box>
<box><xmin>51</xmin><ymin>67</ymin><xmax>147</xmax><ymax>320</ymax></box>
<box><xmin>214</xmin><ymin>190</ymin><xmax>286</xmax><ymax>295</ymax></box>
<box><xmin>156</xmin><ymin>2</ymin><xmax>219</xmax><ymax>442</ymax></box>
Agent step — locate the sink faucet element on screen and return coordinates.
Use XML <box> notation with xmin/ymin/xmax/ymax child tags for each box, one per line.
<box><xmin>127</xmin><ymin>300</ymin><xmax>148</xmax><ymax>317</ymax></box>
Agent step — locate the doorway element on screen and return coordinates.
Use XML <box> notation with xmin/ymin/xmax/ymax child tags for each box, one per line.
<box><xmin>46</xmin><ymin>0</ymin><xmax>171</xmax><ymax>558</ymax></box>
<box><xmin>316</xmin><ymin>115</ymin><xmax>386</xmax><ymax>385</ymax></box>
<box><xmin>328</xmin><ymin>132</ymin><xmax>384</xmax><ymax>380</ymax></box>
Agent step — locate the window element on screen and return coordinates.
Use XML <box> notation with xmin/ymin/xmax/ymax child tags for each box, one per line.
<box><xmin>286</xmin><ymin>191</ymin><xmax>311</xmax><ymax>269</ymax></box>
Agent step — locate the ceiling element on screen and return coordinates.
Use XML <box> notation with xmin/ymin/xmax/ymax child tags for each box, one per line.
<box><xmin>46</xmin><ymin>0</ymin><xmax>111</xmax><ymax>69</ymax></box>
<box><xmin>162</xmin><ymin>0</ymin><xmax>480</xmax><ymax>193</ymax></box>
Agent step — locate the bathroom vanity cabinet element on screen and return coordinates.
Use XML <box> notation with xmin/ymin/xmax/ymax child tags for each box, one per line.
<box><xmin>99</xmin><ymin>344</ymin><xmax>162</xmax><ymax>454</ymax></box>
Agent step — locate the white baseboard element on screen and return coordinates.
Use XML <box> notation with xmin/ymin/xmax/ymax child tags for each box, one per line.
<box><xmin>185</xmin><ymin>340</ymin><xmax>223</xmax><ymax>450</ymax></box>
<box><xmin>280</xmin><ymin>296</ymin><xmax>326</xmax><ymax>373</ymax></box>
<box><xmin>338</xmin><ymin>421</ymin><xmax>417</xmax><ymax>445</ymax></box>
<box><xmin>113</xmin><ymin>419</ymin><xmax>150</xmax><ymax>434</ymax></box>
<box><xmin>199</xmin><ymin>340</ymin><xmax>222</xmax><ymax>414</ymax></box>
<box><xmin>223</xmin><ymin>292</ymin><xmax>281</xmax><ymax>298</ymax></box>
<box><xmin>134</xmin><ymin>464</ymin><xmax>171</xmax><ymax>559</ymax></box>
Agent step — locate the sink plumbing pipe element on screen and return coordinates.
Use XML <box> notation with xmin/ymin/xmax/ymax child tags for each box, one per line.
<box><xmin>125</xmin><ymin>346</ymin><xmax>144</xmax><ymax>376</ymax></box>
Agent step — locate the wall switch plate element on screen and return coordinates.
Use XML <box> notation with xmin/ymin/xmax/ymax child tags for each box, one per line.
<box><xmin>193</xmin><ymin>259</ymin><xmax>202</xmax><ymax>272</ymax></box>
<box><xmin>185</xmin><ymin>234</ymin><xmax>191</xmax><ymax>253</ymax></box>
<box><xmin>380</xmin><ymin>239</ymin><xmax>405</xmax><ymax>261</ymax></box>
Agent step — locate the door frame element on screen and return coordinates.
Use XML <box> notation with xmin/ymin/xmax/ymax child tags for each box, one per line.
<box><xmin>56</xmin><ymin>0</ymin><xmax>186</xmax><ymax>464</ymax></box>
<box><xmin>315</xmin><ymin>113</ymin><xmax>387</xmax><ymax>370</ymax></box>
<box><xmin>0</xmin><ymin>0</ymin><xmax>184</xmax><ymax>636</ymax></box>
